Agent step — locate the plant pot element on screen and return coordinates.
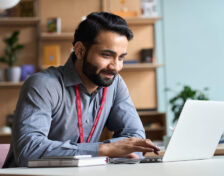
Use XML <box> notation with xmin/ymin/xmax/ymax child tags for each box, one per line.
<box><xmin>5</xmin><ymin>66</ymin><xmax>21</xmax><ymax>82</ymax></box>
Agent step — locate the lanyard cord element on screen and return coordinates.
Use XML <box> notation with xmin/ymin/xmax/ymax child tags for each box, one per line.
<box><xmin>75</xmin><ymin>85</ymin><xmax>107</xmax><ymax>143</ymax></box>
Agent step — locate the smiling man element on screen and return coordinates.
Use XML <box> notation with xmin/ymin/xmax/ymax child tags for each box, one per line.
<box><xmin>3</xmin><ymin>12</ymin><xmax>159</xmax><ymax>167</ymax></box>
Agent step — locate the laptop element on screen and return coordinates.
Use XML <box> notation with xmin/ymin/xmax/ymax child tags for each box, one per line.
<box><xmin>110</xmin><ymin>100</ymin><xmax>224</xmax><ymax>164</ymax></box>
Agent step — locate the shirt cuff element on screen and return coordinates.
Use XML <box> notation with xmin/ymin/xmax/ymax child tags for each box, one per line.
<box><xmin>76</xmin><ymin>143</ymin><xmax>99</xmax><ymax>157</ymax></box>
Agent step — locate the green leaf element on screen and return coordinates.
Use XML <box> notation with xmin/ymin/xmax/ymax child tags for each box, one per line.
<box><xmin>1</xmin><ymin>30</ymin><xmax>24</xmax><ymax>66</ymax></box>
<box><xmin>168</xmin><ymin>84</ymin><xmax>209</xmax><ymax>123</ymax></box>
<box><xmin>14</xmin><ymin>44</ymin><xmax>24</xmax><ymax>50</ymax></box>
<box><xmin>0</xmin><ymin>57</ymin><xmax>6</xmax><ymax>62</ymax></box>
<box><xmin>0</xmin><ymin>57</ymin><xmax>8</xmax><ymax>65</ymax></box>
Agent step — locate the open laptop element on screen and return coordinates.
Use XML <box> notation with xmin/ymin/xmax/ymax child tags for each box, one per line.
<box><xmin>110</xmin><ymin>100</ymin><xmax>224</xmax><ymax>163</ymax></box>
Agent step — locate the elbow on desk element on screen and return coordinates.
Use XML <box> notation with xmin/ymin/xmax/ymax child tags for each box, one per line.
<box><xmin>15</xmin><ymin>146</ymin><xmax>42</xmax><ymax>167</ymax></box>
<box><xmin>14</xmin><ymin>139</ymin><xmax>47</xmax><ymax>167</ymax></box>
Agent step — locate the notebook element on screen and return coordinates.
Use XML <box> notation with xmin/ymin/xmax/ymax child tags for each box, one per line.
<box><xmin>28</xmin><ymin>155</ymin><xmax>108</xmax><ymax>167</ymax></box>
<box><xmin>110</xmin><ymin>100</ymin><xmax>224</xmax><ymax>163</ymax></box>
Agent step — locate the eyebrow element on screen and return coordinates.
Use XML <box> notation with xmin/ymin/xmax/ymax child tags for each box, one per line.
<box><xmin>101</xmin><ymin>49</ymin><xmax>127</xmax><ymax>56</ymax></box>
<box><xmin>120</xmin><ymin>53</ymin><xmax>127</xmax><ymax>57</ymax></box>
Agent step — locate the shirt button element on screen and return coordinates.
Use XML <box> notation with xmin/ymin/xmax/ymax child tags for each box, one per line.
<box><xmin>86</xmin><ymin>119</ymin><xmax>90</xmax><ymax>124</ymax></box>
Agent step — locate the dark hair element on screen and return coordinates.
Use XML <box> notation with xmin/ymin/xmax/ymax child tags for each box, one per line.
<box><xmin>72</xmin><ymin>12</ymin><xmax>133</xmax><ymax>49</ymax></box>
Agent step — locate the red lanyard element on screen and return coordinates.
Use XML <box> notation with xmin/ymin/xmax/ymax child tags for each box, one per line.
<box><xmin>75</xmin><ymin>85</ymin><xmax>107</xmax><ymax>143</ymax></box>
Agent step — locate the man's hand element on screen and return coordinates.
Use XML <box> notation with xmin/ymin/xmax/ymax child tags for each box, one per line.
<box><xmin>99</xmin><ymin>137</ymin><xmax>160</xmax><ymax>158</ymax></box>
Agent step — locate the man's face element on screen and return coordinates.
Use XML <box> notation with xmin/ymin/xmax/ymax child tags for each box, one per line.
<box><xmin>82</xmin><ymin>31</ymin><xmax>128</xmax><ymax>87</ymax></box>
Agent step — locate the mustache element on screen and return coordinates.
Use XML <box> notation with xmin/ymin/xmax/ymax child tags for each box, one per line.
<box><xmin>100</xmin><ymin>70</ymin><xmax>117</xmax><ymax>76</ymax></box>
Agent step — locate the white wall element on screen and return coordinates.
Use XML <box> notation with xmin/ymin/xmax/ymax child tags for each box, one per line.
<box><xmin>155</xmin><ymin>0</ymin><xmax>224</xmax><ymax>133</ymax></box>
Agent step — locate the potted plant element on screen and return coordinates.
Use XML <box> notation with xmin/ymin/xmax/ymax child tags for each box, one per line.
<box><xmin>0</xmin><ymin>31</ymin><xmax>24</xmax><ymax>82</ymax></box>
<box><xmin>168</xmin><ymin>85</ymin><xmax>209</xmax><ymax>124</ymax></box>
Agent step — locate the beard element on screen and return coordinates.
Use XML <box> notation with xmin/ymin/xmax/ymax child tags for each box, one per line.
<box><xmin>82</xmin><ymin>54</ymin><xmax>117</xmax><ymax>87</ymax></box>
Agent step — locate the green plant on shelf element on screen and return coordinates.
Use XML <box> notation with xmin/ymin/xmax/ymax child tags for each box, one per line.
<box><xmin>0</xmin><ymin>31</ymin><xmax>24</xmax><ymax>67</ymax></box>
<box><xmin>166</xmin><ymin>84</ymin><xmax>209</xmax><ymax>123</ymax></box>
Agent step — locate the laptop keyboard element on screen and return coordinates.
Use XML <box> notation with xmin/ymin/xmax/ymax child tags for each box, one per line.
<box><xmin>109</xmin><ymin>157</ymin><xmax>162</xmax><ymax>164</ymax></box>
<box><xmin>140</xmin><ymin>157</ymin><xmax>162</xmax><ymax>163</ymax></box>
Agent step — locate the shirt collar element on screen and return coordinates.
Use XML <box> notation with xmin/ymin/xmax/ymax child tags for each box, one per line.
<box><xmin>61</xmin><ymin>52</ymin><xmax>105</xmax><ymax>95</ymax></box>
<box><xmin>61</xmin><ymin>52</ymin><xmax>82</xmax><ymax>87</ymax></box>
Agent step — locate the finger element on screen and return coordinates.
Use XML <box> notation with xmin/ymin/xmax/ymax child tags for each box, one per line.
<box><xmin>145</xmin><ymin>139</ymin><xmax>160</xmax><ymax>151</ymax></box>
<box><xmin>125</xmin><ymin>153</ymin><xmax>139</xmax><ymax>159</ymax></box>
<box><xmin>113</xmin><ymin>138</ymin><xmax>160</xmax><ymax>156</ymax></box>
<box><xmin>133</xmin><ymin>138</ymin><xmax>160</xmax><ymax>152</ymax></box>
<box><xmin>125</xmin><ymin>138</ymin><xmax>160</xmax><ymax>154</ymax></box>
<box><xmin>154</xmin><ymin>150</ymin><xmax>160</xmax><ymax>155</ymax></box>
<box><xmin>143</xmin><ymin>149</ymin><xmax>160</xmax><ymax>156</ymax></box>
<box><xmin>131</xmin><ymin>145</ymin><xmax>155</xmax><ymax>153</ymax></box>
<box><xmin>143</xmin><ymin>148</ymin><xmax>160</xmax><ymax>156</ymax></box>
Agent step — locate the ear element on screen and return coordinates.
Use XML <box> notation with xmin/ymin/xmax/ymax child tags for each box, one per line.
<box><xmin>73</xmin><ymin>41</ymin><xmax>86</xmax><ymax>60</ymax></box>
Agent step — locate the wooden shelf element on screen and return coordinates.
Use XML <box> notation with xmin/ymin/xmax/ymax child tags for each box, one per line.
<box><xmin>138</xmin><ymin>111</ymin><xmax>166</xmax><ymax>141</ymax></box>
<box><xmin>144</xmin><ymin>126</ymin><xmax>166</xmax><ymax>132</ymax></box>
<box><xmin>0</xmin><ymin>17</ymin><xmax>40</xmax><ymax>26</ymax></box>
<box><xmin>41</xmin><ymin>32</ymin><xmax>73</xmax><ymax>40</ymax></box>
<box><xmin>138</xmin><ymin>111</ymin><xmax>165</xmax><ymax>116</ymax></box>
<box><xmin>0</xmin><ymin>133</ymin><xmax>11</xmax><ymax>144</ymax></box>
<box><xmin>125</xmin><ymin>17</ymin><xmax>162</xmax><ymax>25</ymax></box>
<box><xmin>0</xmin><ymin>82</ymin><xmax>23</xmax><ymax>87</ymax></box>
<box><xmin>40</xmin><ymin>17</ymin><xmax>161</xmax><ymax>40</ymax></box>
<box><xmin>122</xmin><ymin>63</ymin><xmax>163</xmax><ymax>71</ymax></box>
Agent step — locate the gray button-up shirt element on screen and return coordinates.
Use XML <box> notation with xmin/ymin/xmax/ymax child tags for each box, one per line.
<box><xmin>4</xmin><ymin>53</ymin><xmax>145</xmax><ymax>167</ymax></box>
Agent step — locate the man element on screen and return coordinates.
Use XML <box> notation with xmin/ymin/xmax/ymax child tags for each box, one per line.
<box><xmin>3</xmin><ymin>12</ymin><xmax>160</xmax><ymax>167</ymax></box>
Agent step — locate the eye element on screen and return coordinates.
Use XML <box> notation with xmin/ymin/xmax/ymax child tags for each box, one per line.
<box><xmin>119</xmin><ymin>54</ymin><xmax>126</xmax><ymax>61</ymax></box>
<box><xmin>101</xmin><ymin>53</ymin><xmax>112</xmax><ymax>58</ymax></box>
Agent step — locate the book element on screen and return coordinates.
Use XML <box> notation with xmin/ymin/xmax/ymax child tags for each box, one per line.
<box><xmin>28</xmin><ymin>155</ymin><xmax>108</xmax><ymax>168</ymax></box>
<box><xmin>47</xmin><ymin>17</ymin><xmax>61</xmax><ymax>33</ymax></box>
<box><xmin>21</xmin><ymin>65</ymin><xmax>35</xmax><ymax>81</ymax></box>
<box><xmin>123</xmin><ymin>60</ymin><xmax>139</xmax><ymax>64</ymax></box>
<box><xmin>140</xmin><ymin>49</ymin><xmax>153</xmax><ymax>63</ymax></box>
<box><xmin>43</xmin><ymin>45</ymin><xmax>60</xmax><ymax>67</ymax></box>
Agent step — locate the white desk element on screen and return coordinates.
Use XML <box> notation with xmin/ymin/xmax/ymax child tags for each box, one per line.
<box><xmin>0</xmin><ymin>156</ymin><xmax>224</xmax><ymax>176</ymax></box>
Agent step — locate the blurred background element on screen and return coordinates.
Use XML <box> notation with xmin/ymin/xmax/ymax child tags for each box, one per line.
<box><xmin>0</xmin><ymin>0</ymin><xmax>224</xmax><ymax>145</ymax></box>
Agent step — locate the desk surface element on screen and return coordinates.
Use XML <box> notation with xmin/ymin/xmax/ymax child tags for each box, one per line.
<box><xmin>0</xmin><ymin>156</ymin><xmax>224</xmax><ymax>176</ymax></box>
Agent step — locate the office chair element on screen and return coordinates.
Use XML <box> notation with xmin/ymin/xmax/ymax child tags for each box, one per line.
<box><xmin>0</xmin><ymin>144</ymin><xmax>10</xmax><ymax>168</ymax></box>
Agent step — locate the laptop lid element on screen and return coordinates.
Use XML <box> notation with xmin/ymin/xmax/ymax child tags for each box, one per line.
<box><xmin>163</xmin><ymin>100</ymin><xmax>224</xmax><ymax>162</ymax></box>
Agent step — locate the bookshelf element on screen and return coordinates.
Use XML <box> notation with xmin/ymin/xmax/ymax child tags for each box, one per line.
<box><xmin>139</xmin><ymin>111</ymin><xmax>166</xmax><ymax>141</ymax></box>
<box><xmin>0</xmin><ymin>15</ymin><xmax>39</xmax><ymax>128</ymax></box>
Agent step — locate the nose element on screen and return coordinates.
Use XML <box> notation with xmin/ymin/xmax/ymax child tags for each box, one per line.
<box><xmin>108</xmin><ymin>57</ymin><xmax>123</xmax><ymax>73</ymax></box>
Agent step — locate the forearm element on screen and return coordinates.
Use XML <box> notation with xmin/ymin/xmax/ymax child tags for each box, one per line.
<box><xmin>103</xmin><ymin>128</ymin><xmax>146</xmax><ymax>143</ymax></box>
<box><xmin>15</xmin><ymin>134</ymin><xmax>100</xmax><ymax>167</ymax></box>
